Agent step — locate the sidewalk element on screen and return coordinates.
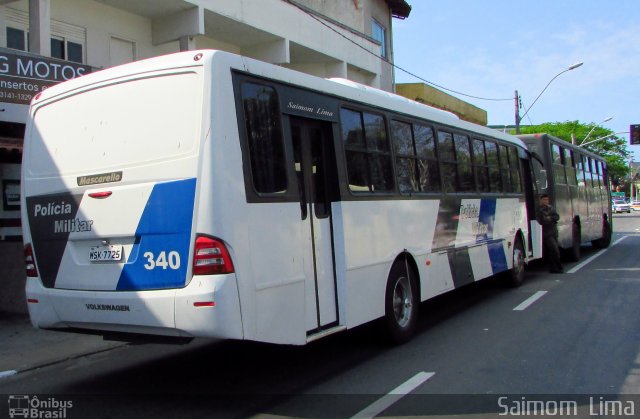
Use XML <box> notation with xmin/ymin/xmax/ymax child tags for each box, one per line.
<box><xmin>0</xmin><ymin>312</ymin><xmax>124</xmax><ymax>375</ymax></box>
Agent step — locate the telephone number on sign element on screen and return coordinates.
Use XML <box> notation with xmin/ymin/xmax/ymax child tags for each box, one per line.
<box><xmin>0</xmin><ymin>91</ymin><xmax>33</xmax><ymax>101</ymax></box>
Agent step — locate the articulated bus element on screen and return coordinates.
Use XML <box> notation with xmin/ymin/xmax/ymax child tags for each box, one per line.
<box><xmin>22</xmin><ymin>50</ymin><xmax>543</xmax><ymax>345</ymax></box>
<box><xmin>518</xmin><ymin>133</ymin><xmax>612</xmax><ymax>261</ymax></box>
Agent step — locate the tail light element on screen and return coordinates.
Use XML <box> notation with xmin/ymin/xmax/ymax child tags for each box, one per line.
<box><xmin>193</xmin><ymin>235</ymin><xmax>234</xmax><ymax>275</ymax></box>
<box><xmin>24</xmin><ymin>243</ymin><xmax>38</xmax><ymax>277</ymax></box>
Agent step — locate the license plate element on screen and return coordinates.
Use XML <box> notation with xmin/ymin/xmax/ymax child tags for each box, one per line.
<box><xmin>89</xmin><ymin>245</ymin><xmax>123</xmax><ymax>262</ymax></box>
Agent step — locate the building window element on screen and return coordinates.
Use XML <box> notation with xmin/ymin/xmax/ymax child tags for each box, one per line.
<box><xmin>109</xmin><ymin>37</ymin><xmax>135</xmax><ymax>66</ymax></box>
<box><xmin>4</xmin><ymin>8</ymin><xmax>86</xmax><ymax>63</ymax></box>
<box><xmin>51</xmin><ymin>37</ymin><xmax>64</xmax><ymax>59</ymax></box>
<box><xmin>51</xmin><ymin>36</ymin><xmax>84</xmax><ymax>63</ymax></box>
<box><xmin>5</xmin><ymin>27</ymin><xmax>84</xmax><ymax>63</ymax></box>
<box><xmin>67</xmin><ymin>41</ymin><xmax>83</xmax><ymax>63</ymax></box>
<box><xmin>371</xmin><ymin>19</ymin><xmax>387</xmax><ymax>58</ymax></box>
<box><xmin>6</xmin><ymin>27</ymin><xmax>27</xmax><ymax>51</ymax></box>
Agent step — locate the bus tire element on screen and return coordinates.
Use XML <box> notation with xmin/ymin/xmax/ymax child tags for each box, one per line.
<box><xmin>505</xmin><ymin>237</ymin><xmax>525</xmax><ymax>287</ymax></box>
<box><xmin>564</xmin><ymin>223</ymin><xmax>581</xmax><ymax>262</ymax></box>
<box><xmin>383</xmin><ymin>261</ymin><xmax>419</xmax><ymax>344</ymax></box>
<box><xmin>592</xmin><ymin>219</ymin><xmax>612</xmax><ymax>249</ymax></box>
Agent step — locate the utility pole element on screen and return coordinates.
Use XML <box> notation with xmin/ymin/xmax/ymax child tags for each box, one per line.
<box><xmin>514</xmin><ymin>90</ymin><xmax>521</xmax><ymax>134</ymax></box>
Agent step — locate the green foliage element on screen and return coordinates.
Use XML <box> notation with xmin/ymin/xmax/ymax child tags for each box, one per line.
<box><xmin>516</xmin><ymin>121</ymin><xmax>630</xmax><ymax>183</ymax></box>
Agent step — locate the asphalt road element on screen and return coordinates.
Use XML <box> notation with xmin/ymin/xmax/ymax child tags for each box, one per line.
<box><xmin>1</xmin><ymin>213</ymin><xmax>639</xmax><ymax>418</ymax></box>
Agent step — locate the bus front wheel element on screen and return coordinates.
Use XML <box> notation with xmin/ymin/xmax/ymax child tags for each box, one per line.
<box><xmin>384</xmin><ymin>261</ymin><xmax>419</xmax><ymax>344</ymax></box>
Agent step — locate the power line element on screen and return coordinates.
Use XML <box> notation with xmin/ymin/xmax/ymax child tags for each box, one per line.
<box><xmin>287</xmin><ymin>0</ymin><xmax>512</xmax><ymax>102</ymax></box>
<box><xmin>519</xmin><ymin>97</ymin><xmax>535</xmax><ymax>126</ymax></box>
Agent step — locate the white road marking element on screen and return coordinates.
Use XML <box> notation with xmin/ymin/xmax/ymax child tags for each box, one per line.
<box><xmin>0</xmin><ymin>370</ymin><xmax>17</xmax><ymax>379</ymax></box>
<box><xmin>350</xmin><ymin>371</ymin><xmax>435</xmax><ymax>419</ymax></box>
<box><xmin>567</xmin><ymin>236</ymin><xmax>628</xmax><ymax>274</ymax></box>
<box><xmin>513</xmin><ymin>291</ymin><xmax>548</xmax><ymax>311</ymax></box>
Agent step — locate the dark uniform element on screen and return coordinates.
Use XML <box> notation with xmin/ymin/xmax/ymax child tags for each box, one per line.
<box><xmin>536</xmin><ymin>201</ymin><xmax>563</xmax><ymax>273</ymax></box>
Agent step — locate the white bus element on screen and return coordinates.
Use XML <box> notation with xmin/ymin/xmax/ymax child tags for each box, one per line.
<box><xmin>21</xmin><ymin>50</ymin><xmax>541</xmax><ymax>345</ymax></box>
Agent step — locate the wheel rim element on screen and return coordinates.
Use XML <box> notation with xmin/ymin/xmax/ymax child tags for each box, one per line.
<box><xmin>393</xmin><ymin>276</ymin><xmax>413</xmax><ymax>328</ymax></box>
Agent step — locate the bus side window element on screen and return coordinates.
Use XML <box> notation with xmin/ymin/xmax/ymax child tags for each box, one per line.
<box><xmin>341</xmin><ymin>108</ymin><xmax>393</xmax><ymax>193</ymax></box>
<box><xmin>575</xmin><ymin>152</ymin><xmax>586</xmax><ymax>188</ymax></box>
<box><xmin>553</xmin><ymin>145</ymin><xmax>567</xmax><ymax>185</ymax></box>
<box><xmin>485</xmin><ymin>141</ymin><xmax>502</xmax><ymax>192</ymax></box>
<box><xmin>241</xmin><ymin>82</ymin><xmax>288</xmax><ymax>195</ymax></box>
<box><xmin>391</xmin><ymin>121</ymin><xmax>440</xmax><ymax>194</ymax></box>
<box><xmin>532</xmin><ymin>158</ymin><xmax>547</xmax><ymax>192</ymax></box>
<box><xmin>552</xmin><ymin>144</ymin><xmax>562</xmax><ymax>164</ymax></box>
<box><xmin>566</xmin><ymin>150</ymin><xmax>578</xmax><ymax>186</ymax></box>
<box><xmin>391</xmin><ymin>120</ymin><xmax>416</xmax><ymax>193</ymax></box>
<box><xmin>472</xmin><ymin>138</ymin><xmax>490</xmax><ymax>193</ymax></box>
<box><xmin>414</xmin><ymin>124</ymin><xmax>440</xmax><ymax>192</ymax></box>
<box><xmin>594</xmin><ymin>160</ymin><xmax>603</xmax><ymax>194</ymax></box>
<box><xmin>499</xmin><ymin>145</ymin><xmax>511</xmax><ymax>191</ymax></box>
<box><xmin>437</xmin><ymin>130</ymin><xmax>457</xmax><ymax>193</ymax></box>
<box><xmin>454</xmin><ymin>133</ymin><xmax>474</xmax><ymax>192</ymax></box>
<box><xmin>585</xmin><ymin>157</ymin><xmax>594</xmax><ymax>199</ymax></box>
<box><xmin>508</xmin><ymin>145</ymin><xmax>522</xmax><ymax>193</ymax></box>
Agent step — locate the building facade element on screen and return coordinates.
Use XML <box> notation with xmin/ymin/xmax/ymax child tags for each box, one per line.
<box><xmin>0</xmin><ymin>0</ymin><xmax>410</xmax><ymax>313</ymax></box>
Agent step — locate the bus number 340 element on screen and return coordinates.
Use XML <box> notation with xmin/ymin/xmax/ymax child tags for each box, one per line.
<box><xmin>143</xmin><ymin>251</ymin><xmax>181</xmax><ymax>270</ymax></box>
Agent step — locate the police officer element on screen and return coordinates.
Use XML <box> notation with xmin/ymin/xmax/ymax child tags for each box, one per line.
<box><xmin>536</xmin><ymin>194</ymin><xmax>563</xmax><ymax>273</ymax></box>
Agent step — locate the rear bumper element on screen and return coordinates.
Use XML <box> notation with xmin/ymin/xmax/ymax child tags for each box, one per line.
<box><xmin>25</xmin><ymin>274</ymin><xmax>243</xmax><ymax>340</ymax></box>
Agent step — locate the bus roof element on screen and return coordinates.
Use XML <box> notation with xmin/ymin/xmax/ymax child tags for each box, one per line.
<box><xmin>31</xmin><ymin>49</ymin><xmax>526</xmax><ymax>150</ymax></box>
<box><xmin>517</xmin><ymin>133</ymin><xmax>608</xmax><ymax>167</ymax></box>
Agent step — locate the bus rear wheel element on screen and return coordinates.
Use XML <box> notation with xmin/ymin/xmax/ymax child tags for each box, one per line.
<box><xmin>592</xmin><ymin>219</ymin><xmax>612</xmax><ymax>249</ymax></box>
<box><xmin>384</xmin><ymin>261</ymin><xmax>418</xmax><ymax>344</ymax></box>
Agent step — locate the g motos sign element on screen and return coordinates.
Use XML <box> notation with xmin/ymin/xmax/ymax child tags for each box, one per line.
<box><xmin>0</xmin><ymin>49</ymin><xmax>92</xmax><ymax>105</ymax></box>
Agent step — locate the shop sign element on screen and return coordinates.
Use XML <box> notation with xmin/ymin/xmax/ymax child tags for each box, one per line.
<box><xmin>0</xmin><ymin>49</ymin><xmax>92</xmax><ymax>105</ymax></box>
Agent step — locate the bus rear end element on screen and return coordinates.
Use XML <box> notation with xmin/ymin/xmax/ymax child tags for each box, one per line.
<box><xmin>21</xmin><ymin>51</ymin><xmax>242</xmax><ymax>341</ymax></box>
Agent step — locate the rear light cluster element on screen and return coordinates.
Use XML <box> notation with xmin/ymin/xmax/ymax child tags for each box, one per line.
<box><xmin>192</xmin><ymin>235</ymin><xmax>235</xmax><ymax>275</ymax></box>
<box><xmin>24</xmin><ymin>244</ymin><xmax>38</xmax><ymax>277</ymax></box>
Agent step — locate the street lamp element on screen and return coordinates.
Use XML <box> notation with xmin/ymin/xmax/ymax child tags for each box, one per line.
<box><xmin>578</xmin><ymin>116</ymin><xmax>613</xmax><ymax>145</ymax></box>
<box><xmin>515</xmin><ymin>62</ymin><xmax>584</xmax><ymax>134</ymax></box>
<box><xmin>580</xmin><ymin>131</ymin><xmax>629</xmax><ymax>148</ymax></box>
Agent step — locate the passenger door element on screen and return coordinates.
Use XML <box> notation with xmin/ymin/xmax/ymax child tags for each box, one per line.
<box><xmin>290</xmin><ymin>117</ymin><xmax>338</xmax><ymax>333</ymax></box>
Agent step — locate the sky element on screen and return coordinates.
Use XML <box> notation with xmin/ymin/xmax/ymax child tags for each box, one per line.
<box><xmin>392</xmin><ymin>1</ymin><xmax>640</xmax><ymax>160</ymax></box>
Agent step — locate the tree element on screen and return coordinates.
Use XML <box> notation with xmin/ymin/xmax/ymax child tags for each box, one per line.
<box><xmin>516</xmin><ymin>121</ymin><xmax>630</xmax><ymax>184</ymax></box>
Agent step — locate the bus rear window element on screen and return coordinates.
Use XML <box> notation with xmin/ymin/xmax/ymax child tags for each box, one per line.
<box><xmin>28</xmin><ymin>72</ymin><xmax>202</xmax><ymax>178</ymax></box>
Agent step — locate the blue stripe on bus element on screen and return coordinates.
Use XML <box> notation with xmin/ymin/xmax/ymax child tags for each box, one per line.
<box><xmin>487</xmin><ymin>240</ymin><xmax>508</xmax><ymax>274</ymax></box>
<box><xmin>116</xmin><ymin>178</ymin><xmax>196</xmax><ymax>291</ymax></box>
